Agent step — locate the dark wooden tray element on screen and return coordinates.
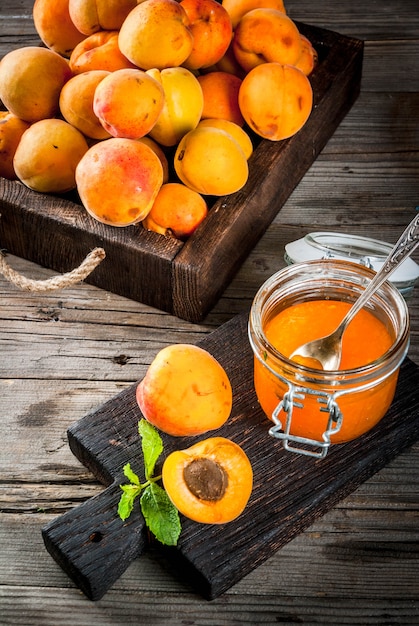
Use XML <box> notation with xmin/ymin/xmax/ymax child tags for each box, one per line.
<box><xmin>42</xmin><ymin>312</ymin><xmax>419</xmax><ymax>601</ymax></box>
<box><xmin>0</xmin><ymin>23</ymin><xmax>363</xmax><ymax>322</ymax></box>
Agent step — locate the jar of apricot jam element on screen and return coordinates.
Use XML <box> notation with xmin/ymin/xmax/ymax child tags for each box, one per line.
<box><xmin>248</xmin><ymin>259</ymin><xmax>410</xmax><ymax>458</ymax></box>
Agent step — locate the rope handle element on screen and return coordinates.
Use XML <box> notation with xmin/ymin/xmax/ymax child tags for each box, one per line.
<box><xmin>0</xmin><ymin>247</ymin><xmax>106</xmax><ymax>292</ymax></box>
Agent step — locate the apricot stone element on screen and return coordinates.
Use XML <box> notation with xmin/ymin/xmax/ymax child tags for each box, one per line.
<box><xmin>162</xmin><ymin>437</ymin><xmax>253</xmax><ymax>524</ymax></box>
<box><xmin>136</xmin><ymin>344</ymin><xmax>233</xmax><ymax>437</ymax></box>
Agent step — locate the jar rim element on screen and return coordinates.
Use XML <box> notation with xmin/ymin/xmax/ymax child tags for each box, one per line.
<box><xmin>249</xmin><ymin>259</ymin><xmax>410</xmax><ymax>381</ymax></box>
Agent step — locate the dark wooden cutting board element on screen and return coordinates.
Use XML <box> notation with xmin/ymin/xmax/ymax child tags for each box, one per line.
<box><xmin>42</xmin><ymin>312</ymin><xmax>419</xmax><ymax>601</ymax></box>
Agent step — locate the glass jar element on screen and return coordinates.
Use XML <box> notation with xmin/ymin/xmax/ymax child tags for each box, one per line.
<box><xmin>248</xmin><ymin>259</ymin><xmax>410</xmax><ymax>458</ymax></box>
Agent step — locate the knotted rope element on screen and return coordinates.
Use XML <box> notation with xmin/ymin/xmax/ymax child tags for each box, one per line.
<box><xmin>0</xmin><ymin>247</ymin><xmax>106</xmax><ymax>292</ymax></box>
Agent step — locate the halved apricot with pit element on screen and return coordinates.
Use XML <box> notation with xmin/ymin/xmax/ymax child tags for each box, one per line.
<box><xmin>162</xmin><ymin>437</ymin><xmax>253</xmax><ymax>524</ymax></box>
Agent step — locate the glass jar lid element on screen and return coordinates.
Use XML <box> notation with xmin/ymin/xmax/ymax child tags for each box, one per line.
<box><xmin>284</xmin><ymin>231</ymin><xmax>419</xmax><ymax>297</ymax></box>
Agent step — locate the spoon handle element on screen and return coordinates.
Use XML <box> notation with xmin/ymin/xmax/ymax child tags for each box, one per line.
<box><xmin>337</xmin><ymin>211</ymin><xmax>419</xmax><ymax>335</ymax></box>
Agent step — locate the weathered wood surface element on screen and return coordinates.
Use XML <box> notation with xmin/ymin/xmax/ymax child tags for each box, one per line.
<box><xmin>1</xmin><ymin>0</ymin><xmax>419</xmax><ymax>624</ymax></box>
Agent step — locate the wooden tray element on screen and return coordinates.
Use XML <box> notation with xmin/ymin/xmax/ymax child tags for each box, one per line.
<box><xmin>42</xmin><ymin>312</ymin><xmax>419</xmax><ymax>601</ymax></box>
<box><xmin>0</xmin><ymin>23</ymin><xmax>363</xmax><ymax>322</ymax></box>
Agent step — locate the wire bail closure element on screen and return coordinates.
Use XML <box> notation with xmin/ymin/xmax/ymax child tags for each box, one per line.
<box><xmin>268</xmin><ymin>379</ymin><xmax>344</xmax><ymax>459</ymax></box>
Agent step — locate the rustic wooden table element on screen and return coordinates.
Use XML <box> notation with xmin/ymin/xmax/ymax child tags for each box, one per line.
<box><xmin>1</xmin><ymin>1</ymin><xmax>419</xmax><ymax>624</ymax></box>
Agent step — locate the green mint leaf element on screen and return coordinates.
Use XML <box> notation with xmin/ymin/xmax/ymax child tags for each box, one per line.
<box><xmin>118</xmin><ymin>483</ymin><xmax>141</xmax><ymax>521</ymax></box>
<box><xmin>122</xmin><ymin>462</ymin><xmax>140</xmax><ymax>486</ymax></box>
<box><xmin>140</xmin><ymin>482</ymin><xmax>181</xmax><ymax>546</ymax></box>
<box><xmin>138</xmin><ymin>418</ymin><xmax>163</xmax><ymax>481</ymax></box>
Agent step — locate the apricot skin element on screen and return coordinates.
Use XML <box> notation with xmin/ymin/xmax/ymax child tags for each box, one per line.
<box><xmin>136</xmin><ymin>344</ymin><xmax>233</xmax><ymax>437</ymax></box>
<box><xmin>174</xmin><ymin>126</ymin><xmax>248</xmax><ymax>196</ymax></box>
<box><xmin>0</xmin><ymin>47</ymin><xmax>73</xmax><ymax>123</ymax></box>
<box><xmin>13</xmin><ymin>118</ymin><xmax>89</xmax><ymax>193</ymax></box>
<box><xmin>33</xmin><ymin>0</ymin><xmax>86</xmax><ymax>58</ymax></box>
<box><xmin>162</xmin><ymin>437</ymin><xmax>253</xmax><ymax>524</ymax></box>
<box><xmin>69</xmin><ymin>30</ymin><xmax>137</xmax><ymax>74</ymax></box>
<box><xmin>238</xmin><ymin>62</ymin><xmax>313</xmax><ymax>141</ymax></box>
<box><xmin>75</xmin><ymin>137</ymin><xmax>164</xmax><ymax>226</ymax></box>
<box><xmin>0</xmin><ymin>112</ymin><xmax>31</xmax><ymax>180</ymax></box>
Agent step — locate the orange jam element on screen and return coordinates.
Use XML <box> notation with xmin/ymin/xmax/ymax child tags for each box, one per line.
<box><xmin>253</xmin><ymin>299</ymin><xmax>401</xmax><ymax>444</ymax></box>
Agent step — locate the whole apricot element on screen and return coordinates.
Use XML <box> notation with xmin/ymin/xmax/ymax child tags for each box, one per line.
<box><xmin>118</xmin><ymin>0</ymin><xmax>194</xmax><ymax>70</ymax></box>
<box><xmin>146</xmin><ymin>67</ymin><xmax>204</xmax><ymax>147</ymax></box>
<box><xmin>0</xmin><ymin>47</ymin><xmax>73</xmax><ymax>123</ymax></box>
<box><xmin>0</xmin><ymin>111</ymin><xmax>31</xmax><ymax>180</ymax></box>
<box><xmin>197</xmin><ymin>71</ymin><xmax>244</xmax><ymax>127</ymax></box>
<box><xmin>136</xmin><ymin>344</ymin><xmax>233</xmax><ymax>437</ymax></box>
<box><xmin>93</xmin><ymin>68</ymin><xmax>165</xmax><ymax>139</ymax></box>
<box><xmin>69</xmin><ymin>30</ymin><xmax>137</xmax><ymax>74</ymax></box>
<box><xmin>13</xmin><ymin>119</ymin><xmax>89</xmax><ymax>193</ymax></box>
<box><xmin>238</xmin><ymin>62</ymin><xmax>313</xmax><ymax>141</ymax></box>
<box><xmin>68</xmin><ymin>0</ymin><xmax>137</xmax><ymax>36</ymax></box>
<box><xmin>142</xmin><ymin>182</ymin><xmax>208</xmax><ymax>239</ymax></box>
<box><xmin>137</xmin><ymin>137</ymin><xmax>170</xmax><ymax>183</ymax></box>
<box><xmin>180</xmin><ymin>0</ymin><xmax>233</xmax><ymax>71</ymax></box>
<box><xmin>222</xmin><ymin>0</ymin><xmax>286</xmax><ymax>28</ymax></box>
<box><xmin>33</xmin><ymin>0</ymin><xmax>86</xmax><ymax>58</ymax></box>
<box><xmin>174</xmin><ymin>126</ymin><xmax>248</xmax><ymax>196</ymax></box>
<box><xmin>76</xmin><ymin>138</ymin><xmax>164</xmax><ymax>226</ymax></box>
<box><xmin>198</xmin><ymin>118</ymin><xmax>253</xmax><ymax>159</ymax></box>
<box><xmin>295</xmin><ymin>34</ymin><xmax>318</xmax><ymax>76</ymax></box>
<box><xmin>162</xmin><ymin>437</ymin><xmax>253</xmax><ymax>524</ymax></box>
<box><xmin>233</xmin><ymin>9</ymin><xmax>302</xmax><ymax>73</ymax></box>
<box><xmin>59</xmin><ymin>70</ymin><xmax>111</xmax><ymax>140</ymax></box>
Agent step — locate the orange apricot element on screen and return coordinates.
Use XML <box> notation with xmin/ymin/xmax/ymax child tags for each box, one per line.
<box><xmin>137</xmin><ymin>137</ymin><xmax>170</xmax><ymax>183</ymax></box>
<box><xmin>238</xmin><ymin>62</ymin><xmax>313</xmax><ymax>141</ymax></box>
<box><xmin>68</xmin><ymin>0</ymin><xmax>137</xmax><ymax>36</ymax></box>
<box><xmin>69</xmin><ymin>30</ymin><xmax>137</xmax><ymax>74</ymax></box>
<box><xmin>174</xmin><ymin>125</ymin><xmax>249</xmax><ymax>196</ymax></box>
<box><xmin>13</xmin><ymin>119</ymin><xmax>89</xmax><ymax>193</ymax></box>
<box><xmin>59</xmin><ymin>70</ymin><xmax>111</xmax><ymax>140</ymax></box>
<box><xmin>93</xmin><ymin>68</ymin><xmax>165</xmax><ymax>139</ymax></box>
<box><xmin>162</xmin><ymin>437</ymin><xmax>253</xmax><ymax>524</ymax></box>
<box><xmin>0</xmin><ymin>111</ymin><xmax>31</xmax><ymax>180</ymax></box>
<box><xmin>118</xmin><ymin>0</ymin><xmax>194</xmax><ymax>70</ymax></box>
<box><xmin>180</xmin><ymin>0</ymin><xmax>233</xmax><ymax>71</ymax></box>
<box><xmin>76</xmin><ymin>137</ymin><xmax>163</xmax><ymax>226</ymax></box>
<box><xmin>198</xmin><ymin>118</ymin><xmax>253</xmax><ymax>159</ymax></box>
<box><xmin>197</xmin><ymin>71</ymin><xmax>244</xmax><ymax>127</ymax></box>
<box><xmin>33</xmin><ymin>0</ymin><xmax>86</xmax><ymax>58</ymax></box>
<box><xmin>0</xmin><ymin>47</ymin><xmax>73</xmax><ymax>124</ymax></box>
<box><xmin>294</xmin><ymin>34</ymin><xmax>318</xmax><ymax>76</ymax></box>
<box><xmin>222</xmin><ymin>0</ymin><xmax>286</xmax><ymax>29</ymax></box>
<box><xmin>232</xmin><ymin>9</ymin><xmax>302</xmax><ymax>73</ymax></box>
<box><xmin>136</xmin><ymin>344</ymin><xmax>233</xmax><ymax>437</ymax></box>
<box><xmin>142</xmin><ymin>182</ymin><xmax>208</xmax><ymax>239</ymax></box>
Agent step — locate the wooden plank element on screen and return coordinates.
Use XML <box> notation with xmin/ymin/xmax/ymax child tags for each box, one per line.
<box><xmin>0</xmin><ymin>23</ymin><xmax>363</xmax><ymax>322</ymax></box>
<box><xmin>42</xmin><ymin>312</ymin><xmax>419</xmax><ymax>601</ymax></box>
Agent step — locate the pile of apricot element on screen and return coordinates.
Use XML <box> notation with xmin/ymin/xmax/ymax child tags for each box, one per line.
<box><xmin>137</xmin><ymin>343</ymin><xmax>253</xmax><ymax>525</ymax></box>
<box><xmin>0</xmin><ymin>0</ymin><xmax>317</xmax><ymax>233</ymax></box>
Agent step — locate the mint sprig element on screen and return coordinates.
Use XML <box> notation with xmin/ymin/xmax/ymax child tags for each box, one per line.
<box><xmin>117</xmin><ymin>419</ymin><xmax>181</xmax><ymax>546</ymax></box>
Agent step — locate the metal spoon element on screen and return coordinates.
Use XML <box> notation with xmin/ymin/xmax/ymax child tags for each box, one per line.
<box><xmin>289</xmin><ymin>212</ymin><xmax>419</xmax><ymax>371</ymax></box>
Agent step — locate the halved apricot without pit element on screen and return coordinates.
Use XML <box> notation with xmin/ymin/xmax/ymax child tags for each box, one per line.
<box><xmin>162</xmin><ymin>437</ymin><xmax>253</xmax><ymax>524</ymax></box>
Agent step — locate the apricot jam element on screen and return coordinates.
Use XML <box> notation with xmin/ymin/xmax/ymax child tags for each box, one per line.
<box><xmin>249</xmin><ymin>260</ymin><xmax>410</xmax><ymax>456</ymax></box>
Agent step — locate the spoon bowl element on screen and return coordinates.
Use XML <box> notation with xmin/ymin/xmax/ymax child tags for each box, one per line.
<box><xmin>290</xmin><ymin>212</ymin><xmax>419</xmax><ymax>371</ymax></box>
